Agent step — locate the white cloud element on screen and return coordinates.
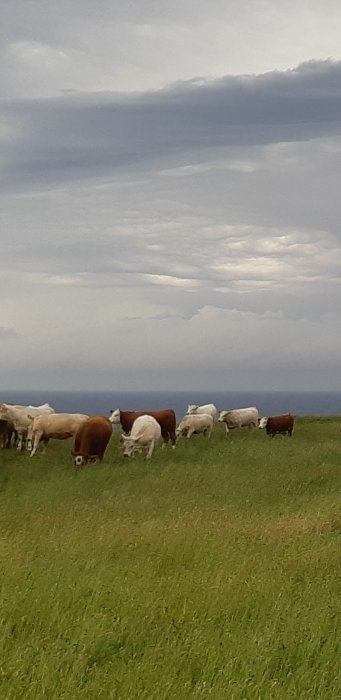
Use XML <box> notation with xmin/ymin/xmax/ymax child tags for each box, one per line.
<box><xmin>2</xmin><ymin>1</ymin><xmax>341</xmax><ymax>98</ymax></box>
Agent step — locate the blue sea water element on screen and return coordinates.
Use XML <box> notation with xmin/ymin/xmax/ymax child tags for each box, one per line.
<box><xmin>1</xmin><ymin>389</ymin><xmax>341</xmax><ymax>420</ymax></box>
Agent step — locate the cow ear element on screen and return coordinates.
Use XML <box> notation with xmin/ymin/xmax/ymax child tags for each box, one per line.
<box><xmin>27</xmin><ymin>413</ymin><xmax>34</xmax><ymax>421</ymax></box>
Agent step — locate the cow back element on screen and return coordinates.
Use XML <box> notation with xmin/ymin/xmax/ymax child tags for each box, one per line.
<box><xmin>72</xmin><ymin>416</ymin><xmax>112</xmax><ymax>460</ymax></box>
<box><xmin>266</xmin><ymin>414</ymin><xmax>294</xmax><ymax>436</ymax></box>
<box><xmin>118</xmin><ymin>409</ymin><xmax>176</xmax><ymax>445</ymax></box>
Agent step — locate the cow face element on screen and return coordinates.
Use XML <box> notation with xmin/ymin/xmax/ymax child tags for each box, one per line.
<box><xmin>121</xmin><ymin>435</ymin><xmax>134</xmax><ymax>457</ymax></box>
<box><xmin>187</xmin><ymin>404</ymin><xmax>197</xmax><ymax>414</ymax></box>
<box><xmin>109</xmin><ymin>409</ymin><xmax>120</xmax><ymax>424</ymax></box>
<box><xmin>0</xmin><ymin>404</ymin><xmax>10</xmax><ymax>420</ymax></box>
<box><xmin>121</xmin><ymin>435</ymin><xmax>141</xmax><ymax>458</ymax></box>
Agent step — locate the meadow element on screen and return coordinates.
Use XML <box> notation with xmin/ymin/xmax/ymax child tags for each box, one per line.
<box><xmin>1</xmin><ymin>417</ymin><xmax>341</xmax><ymax>699</ymax></box>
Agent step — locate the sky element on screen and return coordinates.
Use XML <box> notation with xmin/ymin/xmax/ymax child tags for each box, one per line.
<box><xmin>1</xmin><ymin>0</ymin><xmax>341</xmax><ymax>392</ymax></box>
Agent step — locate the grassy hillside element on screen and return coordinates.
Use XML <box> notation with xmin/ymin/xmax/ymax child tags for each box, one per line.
<box><xmin>1</xmin><ymin>417</ymin><xmax>341</xmax><ymax>699</ymax></box>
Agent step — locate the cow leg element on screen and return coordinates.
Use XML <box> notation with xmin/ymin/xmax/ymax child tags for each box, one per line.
<box><xmin>225</xmin><ymin>424</ymin><xmax>229</xmax><ymax>435</ymax></box>
<box><xmin>146</xmin><ymin>440</ymin><xmax>155</xmax><ymax>459</ymax></box>
<box><xmin>30</xmin><ymin>432</ymin><xmax>43</xmax><ymax>457</ymax></box>
<box><xmin>17</xmin><ymin>431</ymin><xmax>24</xmax><ymax>451</ymax></box>
<box><xmin>40</xmin><ymin>437</ymin><xmax>50</xmax><ymax>454</ymax></box>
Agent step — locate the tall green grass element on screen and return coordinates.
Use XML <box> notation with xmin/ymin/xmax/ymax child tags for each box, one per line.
<box><xmin>1</xmin><ymin>417</ymin><xmax>341</xmax><ymax>698</ymax></box>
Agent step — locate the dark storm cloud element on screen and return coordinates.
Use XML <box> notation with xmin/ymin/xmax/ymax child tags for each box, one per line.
<box><xmin>2</xmin><ymin>60</ymin><xmax>341</xmax><ymax>191</ymax></box>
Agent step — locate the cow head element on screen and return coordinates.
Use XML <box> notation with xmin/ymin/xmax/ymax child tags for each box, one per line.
<box><xmin>109</xmin><ymin>408</ymin><xmax>120</xmax><ymax>424</ymax></box>
<box><xmin>218</xmin><ymin>411</ymin><xmax>228</xmax><ymax>422</ymax></box>
<box><xmin>121</xmin><ymin>434</ymin><xmax>141</xmax><ymax>458</ymax></box>
<box><xmin>0</xmin><ymin>404</ymin><xmax>10</xmax><ymax>420</ymax></box>
<box><xmin>187</xmin><ymin>404</ymin><xmax>197</xmax><ymax>414</ymax></box>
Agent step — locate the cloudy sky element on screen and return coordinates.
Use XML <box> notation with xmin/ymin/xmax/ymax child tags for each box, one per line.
<box><xmin>2</xmin><ymin>0</ymin><xmax>341</xmax><ymax>391</ymax></box>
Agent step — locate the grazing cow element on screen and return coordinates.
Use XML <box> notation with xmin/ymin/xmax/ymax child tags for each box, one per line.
<box><xmin>218</xmin><ymin>406</ymin><xmax>259</xmax><ymax>434</ymax></box>
<box><xmin>121</xmin><ymin>415</ymin><xmax>161</xmax><ymax>459</ymax></box>
<box><xmin>265</xmin><ymin>414</ymin><xmax>294</xmax><ymax>437</ymax></box>
<box><xmin>71</xmin><ymin>416</ymin><xmax>112</xmax><ymax>466</ymax></box>
<box><xmin>29</xmin><ymin>413</ymin><xmax>89</xmax><ymax>456</ymax></box>
<box><xmin>109</xmin><ymin>408</ymin><xmax>176</xmax><ymax>447</ymax></box>
<box><xmin>0</xmin><ymin>419</ymin><xmax>16</xmax><ymax>448</ymax></box>
<box><xmin>176</xmin><ymin>413</ymin><xmax>213</xmax><ymax>439</ymax></box>
<box><xmin>187</xmin><ymin>403</ymin><xmax>218</xmax><ymax>421</ymax></box>
<box><xmin>0</xmin><ymin>402</ymin><xmax>55</xmax><ymax>451</ymax></box>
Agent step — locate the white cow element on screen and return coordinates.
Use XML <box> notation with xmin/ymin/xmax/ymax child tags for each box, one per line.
<box><xmin>218</xmin><ymin>407</ymin><xmax>259</xmax><ymax>434</ymax></box>
<box><xmin>29</xmin><ymin>413</ymin><xmax>89</xmax><ymax>456</ymax></box>
<box><xmin>186</xmin><ymin>403</ymin><xmax>218</xmax><ymax>421</ymax></box>
<box><xmin>121</xmin><ymin>415</ymin><xmax>161</xmax><ymax>460</ymax></box>
<box><xmin>0</xmin><ymin>402</ymin><xmax>55</xmax><ymax>451</ymax></box>
<box><xmin>176</xmin><ymin>413</ymin><xmax>213</xmax><ymax>439</ymax></box>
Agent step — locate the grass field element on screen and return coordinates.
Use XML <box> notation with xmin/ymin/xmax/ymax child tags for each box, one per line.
<box><xmin>1</xmin><ymin>417</ymin><xmax>341</xmax><ymax>699</ymax></box>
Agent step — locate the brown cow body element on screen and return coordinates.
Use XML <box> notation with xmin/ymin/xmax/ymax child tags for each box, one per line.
<box><xmin>266</xmin><ymin>414</ymin><xmax>294</xmax><ymax>437</ymax></box>
<box><xmin>110</xmin><ymin>409</ymin><xmax>176</xmax><ymax>446</ymax></box>
<box><xmin>71</xmin><ymin>416</ymin><xmax>113</xmax><ymax>465</ymax></box>
<box><xmin>0</xmin><ymin>419</ymin><xmax>16</xmax><ymax>448</ymax></box>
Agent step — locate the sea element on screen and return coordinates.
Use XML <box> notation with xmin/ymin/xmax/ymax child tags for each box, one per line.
<box><xmin>1</xmin><ymin>390</ymin><xmax>341</xmax><ymax>420</ymax></box>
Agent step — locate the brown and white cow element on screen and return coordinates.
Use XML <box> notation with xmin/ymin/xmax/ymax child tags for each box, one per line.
<box><xmin>109</xmin><ymin>408</ymin><xmax>176</xmax><ymax>447</ymax></box>
<box><xmin>265</xmin><ymin>414</ymin><xmax>294</xmax><ymax>437</ymax></box>
<box><xmin>71</xmin><ymin>416</ymin><xmax>113</xmax><ymax>466</ymax></box>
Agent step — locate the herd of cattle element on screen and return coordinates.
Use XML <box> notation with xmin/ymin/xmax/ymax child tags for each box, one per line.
<box><xmin>0</xmin><ymin>401</ymin><xmax>295</xmax><ymax>464</ymax></box>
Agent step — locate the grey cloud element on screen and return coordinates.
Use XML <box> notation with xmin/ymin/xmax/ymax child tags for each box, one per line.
<box><xmin>1</xmin><ymin>35</ymin><xmax>341</xmax><ymax>391</ymax></box>
<box><xmin>2</xmin><ymin>60</ymin><xmax>341</xmax><ymax>192</ymax></box>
